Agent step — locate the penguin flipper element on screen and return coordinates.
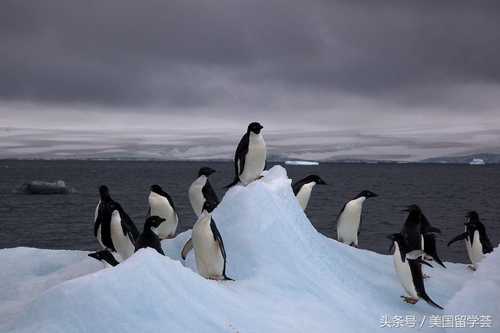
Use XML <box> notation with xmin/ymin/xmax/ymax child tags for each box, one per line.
<box><xmin>210</xmin><ymin>219</ymin><xmax>229</xmax><ymax>278</ymax></box>
<box><xmin>420</xmin><ymin>292</ymin><xmax>443</xmax><ymax>310</ymax></box>
<box><xmin>156</xmin><ymin>242</ymin><xmax>165</xmax><ymax>256</ymax></box>
<box><xmin>225</xmin><ymin>133</ymin><xmax>248</xmax><ymax>188</ymax></box>
<box><xmin>210</xmin><ymin>220</ymin><xmax>226</xmax><ymax>260</ymax></box>
<box><xmin>122</xmin><ymin>212</ymin><xmax>140</xmax><ymax>240</ymax></box>
<box><xmin>94</xmin><ymin>207</ymin><xmax>103</xmax><ymax>238</ymax></box>
<box><xmin>409</xmin><ymin>260</ymin><xmax>443</xmax><ymax>310</ymax></box>
<box><xmin>447</xmin><ymin>233</ymin><xmax>467</xmax><ymax>246</ymax></box>
<box><xmin>181</xmin><ymin>238</ymin><xmax>193</xmax><ymax>260</ymax></box>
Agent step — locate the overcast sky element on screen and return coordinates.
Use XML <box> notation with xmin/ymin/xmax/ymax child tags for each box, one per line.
<box><xmin>1</xmin><ymin>1</ymin><xmax>500</xmax><ymax>160</ymax></box>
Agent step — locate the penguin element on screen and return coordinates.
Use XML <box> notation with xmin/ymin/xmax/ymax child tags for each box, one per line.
<box><xmin>188</xmin><ymin>167</ymin><xmax>219</xmax><ymax>218</ymax></box>
<box><xmin>94</xmin><ymin>185</ymin><xmax>139</xmax><ymax>250</ymax></box>
<box><xmin>135</xmin><ymin>216</ymin><xmax>166</xmax><ymax>255</ymax></box>
<box><xmin>388</xmin><ymin>233</ymin><xmax>443</xmax><ymax>309</ymax></box>
<box><xmin>188</xmin><ymin>200</ymin><xmax>232</xmax><ymax>280</ymax></box>
<box><xmin>148</xmin><ymin>184</ymin><xmax>179</xmax><ymax>239</ymax></box>
<box><xmin>448</xmin><ymin>211</ymin><xmax>493</xmax><ymax>270</ymax></box>
<box><xmin>336</xmin><ymin>190</ymin><xmax>378</xmax><ymax>247</ymax></box>
<box><xmin>226</xmin><ymin>122</ymin><xmax>266</xmax><ymax>188</ymax></box>
<box><xmin>291</xmin><ymin>175</ymin><xmax>327</xmax><ymax>210</ymax></box>
<box><xmin>400</xmin><ymin>205</ymin><xmax>426</xmax><ymax>252</ymax></box>
<box><xmin>88</xmin><ymin>249</ymin><xmax>120</xmax><ymax>267</ymax></box>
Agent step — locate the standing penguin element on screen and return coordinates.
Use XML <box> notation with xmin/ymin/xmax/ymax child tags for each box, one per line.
<box><xmin>400</xmin><ymin>205</ymin><xmax>426</xmax><ymax>252</ymax></box>
<box><xmin>448</xmin><ymin>211</ymin><xmax>493</xmax><ymax>270</ymax></box>
<box><xmin>95</xmin><ymin>204</ymin><xmax>137</xmax><ymax>262</ymax></box>
<box><xmin>292</xmin><ymin>175</ymin><xmax>327</xmax><ymax>211</ymax></box>
<box><xmin>226</xmin><ymin>122</ymin><xmax>266</xmax><ymax>188</ymax></box>
<box><xmin>388</xmin><ymin>233</ymin><xmax>443</xmax><ymax>309</ymax></box>
<box><xmin>135</xmin><ymin>216</ymin><xmax>166</xmax><ymax>255</ymax></box>
<box><xmin>185</xmin><ymin>200</ymin><xmax>232</xmax><ymax>280</ymax></box>
<box><xmin>336</xmin><ymin>190</ymin><xmax>378</xmax><ymax>247</ymax></box>
<box><xmin>94</xmin><ymin>185</ymin><xmax>139</xmax><ymax>248</ymax></box>
<box><xmin>148</xmin><ymin>184</ymin><xmax>179</xmax><ymax>239</ymax></box>
<box><xmin>188</xmin><ymin>167</ymin><xmax>219</xmax><ymax>218</ymax></box>
<box><xmin>88</xmin><ymin>249</ymin><xmax>120</xmax><ymax>267</ymax></box>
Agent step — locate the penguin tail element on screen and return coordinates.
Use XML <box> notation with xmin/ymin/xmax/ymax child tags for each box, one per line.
<box><xmin>224</xmin><ymin>177</ymin><xmax>239</xmax><ymax>189</ymax></box>
<box><xmin>421</xmin><ymin>292</ymin><xmax>443</xmax><ymax>310</ymax></box>
<box><xmin>223</xmin><ymin>275</ymin><xmax>235</xmax><ymax>281</ymax></box>
<box><xmin>434</xmin><ymin>256</ymin><xmax>447</xmax><ymax>269</ymax></box>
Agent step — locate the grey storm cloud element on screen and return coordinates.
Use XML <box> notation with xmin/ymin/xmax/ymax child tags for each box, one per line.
<box><xmin>1</xmin><ymin>0</ymin><xmax>500</xmax><ymax>111</ymax></box>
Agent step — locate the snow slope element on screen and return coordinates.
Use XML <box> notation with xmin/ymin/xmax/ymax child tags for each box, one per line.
<box><xmin>0</xmin><ymin>166</ymin><xmax>497</xmax><ymax>332</ymax></box>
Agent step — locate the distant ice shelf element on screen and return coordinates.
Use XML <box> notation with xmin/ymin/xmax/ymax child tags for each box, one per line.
<box><xmin>284</xmin><ymin>160</ymin><xmax>319</xmax><ymax>166</ymax></box>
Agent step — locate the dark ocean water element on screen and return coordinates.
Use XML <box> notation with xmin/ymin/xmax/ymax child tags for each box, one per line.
<box><xmin>0</xmin><ymin>160</ymin><xmax>499</xmax><ymax>263</ymax></box>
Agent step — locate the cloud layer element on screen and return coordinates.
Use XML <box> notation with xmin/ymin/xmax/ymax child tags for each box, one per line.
<box><xmin>1</xmin><ymin>1</ymin><xmax>500</xmax><ymax>158</ymax></box>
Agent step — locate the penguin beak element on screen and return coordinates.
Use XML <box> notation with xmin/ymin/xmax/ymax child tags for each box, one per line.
<box><xmin>370</xmin><ymin>192</ymin><xmax>378</xmax><ymax>198</ymax></box>
<box><xmin>318</xmin><ymin>179</ymin><xmax>327</xmax><ymax>185</ymax></box>
<box><xmin>401</xmin><ymin>206</ymin><xmax>411</xmax><ymax>212</ymax></box>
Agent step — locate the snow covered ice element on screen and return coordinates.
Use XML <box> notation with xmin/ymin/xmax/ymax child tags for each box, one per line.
<box><xmin>1</xmin><ymin>166</ymin><xmax>498</xmax><ymax>332</ymax></box>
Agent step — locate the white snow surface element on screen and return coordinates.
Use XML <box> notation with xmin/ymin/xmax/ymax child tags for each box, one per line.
<box><xmin>0</xmin><ymin>166</ymin><xmax>498</xmax><ymax>332</ymax></box>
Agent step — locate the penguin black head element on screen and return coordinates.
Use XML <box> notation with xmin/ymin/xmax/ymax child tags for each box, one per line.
<box><xmin>355</xmin><ymin>190</ymin><xmax>378</xmax><ymax>199</ymax></box>
<box><xmin>402</xmin><ymin>204</ymin><xmax>421</xmax><ymax>213</ymax></box>
<box><xmin>302</xmin><ymin>175</ymin><xmax>327</xmax><ymax>185</ymax></box>
<box><xmin>465</xmin><ymin>211</ymin><xmax>480</xmax><ymax>224</ymax></box>
<box><xmin>247</xmin><ymin>122</ymin><xmax>263</xmax><ymax>134</ymax></box>
<box><xmin>144</xmin><ymin>216</ymin><xmax>166</xmax><ymax>229</ymax></box>
<box><xmin>202</xmin><ymin>200</ymin><xmax>218</xmax><ymax>213</ymax></box>
<box><xmin>98</xmin><ymin>185</ymin><xmax>111</xmax><ymax>201</ymax></box>
<box><xmin>198</xmin><ymin>167</ymin><xmax>216</xmax><ymax>177</ymax></box>
<box><xmin>150</xmin><ymin>184</ymin><xmax>165</xmax><ymax>195</ymax></box>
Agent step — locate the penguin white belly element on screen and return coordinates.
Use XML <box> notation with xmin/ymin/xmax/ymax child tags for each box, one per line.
<box><xmin>469</xmin><ymin>231</ymin><xmax>484</xmax><ymax>267</ymax></box>
<box><xmin>336</xmin><ymin>199</ymin><xmax>364</xmax><ymax>246</ymax></box>
<box><xmin>393</xmin><ymin>243</ymin><xmax>419</xmax><ymax>299</ymax></box>
<box><xmin>149</xmin><ymin>192</ymin><xmax>178</xmax><ymax>238</ymax></box>
<box><xmin>239</xmin><ymin>134</ymin><xmax>266</xmax><ymax>185</ymax></box>
<box><xmin>188</xmin><ymin>176</ymin><xmax>206</xmax><ymax>218</ymax></box>
<box><xmin>110</xmin><ymin>211</ymin><xmax>135</xmax><ymax>261</ymax></box>
<box><xmin>296</xmin><ymin>183</ymin><xmax>314</xmax><ymax>210</ymax></box>
<box><xmin>192</xmin><ymin>215</ymin><xmax>225</xmax><ymax>279</ymax></box>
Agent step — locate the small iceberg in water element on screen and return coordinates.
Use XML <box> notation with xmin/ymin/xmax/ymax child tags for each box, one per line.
<box><xmin>469</xmin><ymin>158</ymin><xmax>486</xmax><ymax>166</ymax></box>
<box><xmin>284</xmin><ymin>160</ymin><xmax>319</xmax><ymax>166</ymax></box>
<box><xmin>17</xmin><ymin>180</ymin><xmax>73</xmax><ymax>194</ymax></box>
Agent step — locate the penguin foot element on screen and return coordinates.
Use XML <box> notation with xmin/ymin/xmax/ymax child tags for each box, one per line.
<box><xmin>161</xmin><ymin>234</ymin><xmax>176</xmax><ymax>240</ymax></box>
<box><xmin>468</xmin><ymin>265</ymin><xmax>477</xmax><ymax>271</ymax></box>
<box><xmin>401</xmin><ymin>296</ymin><xmax>418</xmax><ymax>304</ymax></box>
<box><xmin>423</xmin><ymin>273</ymin><xmax>431</xmax><ymax>279</ymax></box>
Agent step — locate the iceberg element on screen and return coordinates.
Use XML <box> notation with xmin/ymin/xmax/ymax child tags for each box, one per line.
<box><xmin>0</xmin><ymin>166</ymin><xmax>497</xmax><ymax>332</ymax></box>
<box><xmin>16</xmin><ymin>180</ymin><xmax>72</xmax><ymax>194</ymax></box>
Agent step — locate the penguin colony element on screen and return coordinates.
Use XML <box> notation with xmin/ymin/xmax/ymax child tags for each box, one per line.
<box><xmin>87</xmin><ymin>121</ymin><xmax>494</xmax><ymax>309</ymax></box>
